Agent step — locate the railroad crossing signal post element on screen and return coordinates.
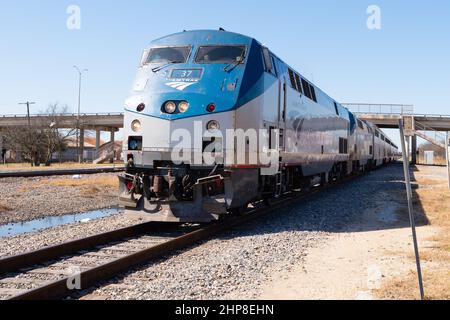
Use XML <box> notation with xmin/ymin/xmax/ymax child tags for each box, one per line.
<box><xmin>399</xmin><ymin>119</ymin><xmax>425</xmax><ymax>300</ymax></box>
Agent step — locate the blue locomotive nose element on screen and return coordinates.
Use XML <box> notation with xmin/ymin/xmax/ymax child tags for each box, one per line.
<box><xmin>125</xmin><ymin>31</ymin><xmax>257</xmax><ymax>121</ymax></box>
<box><xmin>126</xmin><ymin>63</ymin><xmax>246</xmax><ymax>120</ymax></box>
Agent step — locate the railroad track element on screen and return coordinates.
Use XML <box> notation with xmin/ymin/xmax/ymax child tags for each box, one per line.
<box><xmin>0</xmin><ymin>169</ymin><xmax>374</xmax><ymax>300</ymax></box>
<box><xmin>0</xmin><ymin>166</ymin><xmax>125</xmax><ymax>179</ymax></box>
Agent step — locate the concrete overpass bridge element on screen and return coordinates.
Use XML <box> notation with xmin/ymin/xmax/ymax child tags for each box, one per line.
<box><xmin>344</xmin><ymin>104</ymin><xmax>450</xmax><ymax>164</ymax></box>
<box><xmin>0</xmin><ymin>112</ymin><xmax>124</xmax><ymax>162</ymax></box>
<box><xmin>0</xmin><ymin>112</ymin><xmax>124</xmax><ymax>130</ymax></box>
<box><xmin>2</xmin><ymin>106</ymin><xmax>450</xmax><ymax>165</ymax></box>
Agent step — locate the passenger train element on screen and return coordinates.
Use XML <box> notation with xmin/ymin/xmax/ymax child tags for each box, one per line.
<box><xmin>119</xmin><ymin>29</ymin><xmax>398</xmax><ymax>222</ymax></box>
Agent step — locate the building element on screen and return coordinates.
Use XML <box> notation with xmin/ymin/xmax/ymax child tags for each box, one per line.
<box><xmin>52</xmin><ymin>136</ymin><xmax>123</xmax><ymax>163</ymax></box>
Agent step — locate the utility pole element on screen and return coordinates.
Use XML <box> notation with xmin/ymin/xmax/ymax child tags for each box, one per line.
<box><xmin>18</xmin><ymin>101</ymin><xmax>36</xmax><ymax>127</ymax></box>
<box><xmin>19</xmin><ymin>101</ymin><xmax>36</xmax><ymax>166</ymax></box>
<box><xmin>73</xmin><ymin>66</ymin><xmax>88</xmax><ymax>163</ymax></box>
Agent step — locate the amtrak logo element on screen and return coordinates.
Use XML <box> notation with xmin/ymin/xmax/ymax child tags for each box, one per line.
<box><xmin>165</xmin><ymin>81</ymin><xmax>196</xmax><ymax>91</ymax></box>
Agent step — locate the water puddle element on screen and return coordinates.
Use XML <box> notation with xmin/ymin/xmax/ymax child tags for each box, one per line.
<box><xmin>0</xmin><ymin>208</ymin><xmax>120</xmax><ymax>238</ymax></box>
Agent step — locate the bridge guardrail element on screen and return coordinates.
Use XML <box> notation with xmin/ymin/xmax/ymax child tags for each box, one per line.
<box><xmin>1</xmin><ymin>112</ymin><xmax>124</xmax><ymax>118</ymax></box>
<box><xmin>343</xmin><ymin>103</ymin><xmax>414</xmax><ymax>115</ymax></box>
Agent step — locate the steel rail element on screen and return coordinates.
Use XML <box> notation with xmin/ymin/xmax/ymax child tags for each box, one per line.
<box><xmin>0</xmin><ymin>221</ymin><xmax>177</xmax><ymax>276</ymax></box>
<box><xmin>0</xmin><ymin>166</ymin><xmax>125</xmax><ymax>178</ymax></box>
<box><xmin>7</xmin><ymin>200</ymin><xmax>300</xmax><ymax>300</ymax></box>
<box><xmin>3</xmin><ymin>164</ymin><xmax>392</xmax><ymax>300</ymax></box>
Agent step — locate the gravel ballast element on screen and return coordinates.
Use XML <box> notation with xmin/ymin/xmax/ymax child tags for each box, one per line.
<box><xmin>78</xmin><ymin>164</ymin><xmax>407</xmax><ymax>300</ymax></box>
<box><xmin>0</xmin><ymin>213</ymin><xmax>144</xmax><ymax>258</ymax></box>
<box><xmin>0</xmin><ymin>173</ymin><xmax>119</xmax><ymax>225</ymax></box>
<box><xmin>0</xmin><ymin>164</ymin><xmax>407</xmax><ymax>300</ymax></box>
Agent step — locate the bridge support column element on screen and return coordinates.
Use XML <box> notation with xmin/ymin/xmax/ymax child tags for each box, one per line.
<box><xmin>446</xmin><ymin>132</ymin><xmax>450</xmax><ymax>189</ymax></box>
<box><xmin>0</xmin><ymin>135</ymin><xmax>4</xmax><ymax>164</ymax></box>
<box><xmin>404</xmin><ymin>136</ymin><xmax>410</xmax><ymax>163</ymax></box>
<box><xmin>110</xmin><ymin>129</ymin><xmax>115</xmax><ymax>164</ymax></box>
<box><xmin>79</xmin><ymin>128</ymin><xmax>85</xmax><ymax>163</ymax></box>
<box><xmin>411</xmin><ymin>135</ymin><xmax>417</xmax><ymax>165</ymax></box>
<box><xmin>95</xmin><ymin>130</ymin><xmax>101</xmax><ymax>156</ymax></box>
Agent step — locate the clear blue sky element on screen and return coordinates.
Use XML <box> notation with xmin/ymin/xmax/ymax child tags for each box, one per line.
<box><xmin>0</xmin><ymin>1</ymin><xmax>449</xmax><ymax>129</ymax></box>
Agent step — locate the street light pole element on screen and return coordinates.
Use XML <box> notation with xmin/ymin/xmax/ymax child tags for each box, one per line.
<box><xmin>73</xmin><ymin>66</ymin><xmax>88</xmax><ymax>163</ymax></box>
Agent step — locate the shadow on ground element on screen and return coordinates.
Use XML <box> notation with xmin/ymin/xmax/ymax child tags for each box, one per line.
<box><xmin>220</xmin><ymin>162</ymin><xmax>430</xmax><ymax>238</ymax></box>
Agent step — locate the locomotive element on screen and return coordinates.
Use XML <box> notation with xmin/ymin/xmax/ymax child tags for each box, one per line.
<box><xmin>119</xmin><ymin>29</ymin><xmax>398</xmax><ymax>222</ymax></box>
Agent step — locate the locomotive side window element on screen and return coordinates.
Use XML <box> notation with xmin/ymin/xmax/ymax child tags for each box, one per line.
<box><xmin>145</xmin><ymin>46</ymin><xmax>191</xmax><ymax>64</ymax></box>
<box><xmin>301</xmin><ymin>78</ymin><xmax>311</xmax><ymax>99</ymax></box>
<box><xmin>310</xmin><ymin>84</ymin><xmax>317</xmax><ymax>102</ymax></box>
<box><xmin>271</xmin><ymin>56</ymin><xmax>278</xmax><ymax>76</ymax></box>
<box><xmin>262</xmin><ymin>47</ymin><xmax>278</xmax><ymax>77</ymax></box>
<box><xmin>262</xmin><ymin>47</ymin><xmax>272</xmax><ymax>71</ymax></box>
<box><xmin>334</xmin><ymin>102</ymin><xmax>339</xmax><ymax>116</ymax></box>
<box><xmin>357</xmin><ymin>119</ymin><xmax>364</xmax><ymax>130</ymax></box>
<box><xmin>195</xmin><ymin>45</ymin><xmax>246</xmax><ymax>64</ymax></box>
<box><xmin>288</xmin><ymin>69</ymin><xmax>296</xmax><ymax>89</ymax></box>
<box><xmin>295</xmin><ymin>74</ymin><xmax>303</xmax><ymax>94</ymax></box>
<box><xmin>339</xmin><ymin>138</ymin><xmax>348</xmax><ymax>154</ymax></box>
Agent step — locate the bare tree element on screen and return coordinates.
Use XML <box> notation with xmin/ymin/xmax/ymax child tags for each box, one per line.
<box><xmin>3</xmin><ymin>126</ymin><xmax>42</xmax><ymax>166</ymax></box>
<box><xmin>37</xmin><ymin>104</ymin><xmax>76</xmax><ymax>166</ymax></box>
<box><xmin>3</xmin><ymin>103</ymin><xmax>76</xmax><ymax>166</ymax></box>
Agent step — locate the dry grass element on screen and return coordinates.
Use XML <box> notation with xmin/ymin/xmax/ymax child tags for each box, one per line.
<box><xmin>415</xmin><ymin>178</ymin><xmax>447</xmax><ymax>187</ymax></box>
<box><xmin>14</xmin><ymin>176</ymin><xmax>119</xmax><ymax>198</ymax></box>
<box><xmin>44</xmin><ymin>176</ymin><xmax>119</xmax><ymax>188</ymax></box>
<box><xmin>417</xmin><ymin>156</ymin><xmax>447</xmax><ymax>166</ymax></box>
<box><xmin>414</xmin><ymin>188</ymin><xmax>450</xmax><ymax>227</ymax></box>
<box><xmin>377</xmin><ymin>167</ymin><xmax>450</xmax><ymax>300</ymax></box>
<box><xmin>0</xmin><ymin>202</ymin><xmax>11</xmax><ymax>213</ymax></box>
<box><xmin>16</xmin><ymin>186</ymin><xmax>30</xmax><ymax>193</ymax></box>
<box><xmin>376</xmin><ymin>270</ymin><xmax>450</xmax><ymax>300</ymax></box>
<box><xmin>81</xmin><ymin>186</ymin><xmax>103</xmax><ymax>198</ymax></box>
<box><xmin>0</xmin><ymin>162</ymin><xmax>120</xmax><ymax>171</ymax></box>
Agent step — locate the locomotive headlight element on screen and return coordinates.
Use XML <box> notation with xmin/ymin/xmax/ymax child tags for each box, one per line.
<box><xmin>129</xmin><ymin>139</ymin><xmax>139</xmax><ymax>150</ymax></box>
<box><xmin>207</xmin><ymin>120</ymin><xmax>220</xmax><ymax>132</ymax></box>
<box><xmin>164</xmin><ymin>101</ymin><xmax>177</xmax><ymax>114</ymax></box>
<box><xmin>178</xmin><ymin>101</ymin><xmax>189</xmax><ymax>113</ymax></box>
<box><xmin>131</xmin><ymin>120</ymin><xmax>141</xmax><ymax>132</ymax></box>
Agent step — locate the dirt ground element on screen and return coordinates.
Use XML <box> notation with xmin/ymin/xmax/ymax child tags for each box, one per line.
<box><xmin>0</xmin><ymin>174</ymin><xmax>119</xmax><ymax>224</ymax></box>
<box><xmin>260</xmin><ymin>165</ymin><xmax>449</xmax><ymax>300</ymax></box>
<box><xmin>0</xmin><ymin>162</ymin><xmax>120</xmax><ymax>172</ymax></box>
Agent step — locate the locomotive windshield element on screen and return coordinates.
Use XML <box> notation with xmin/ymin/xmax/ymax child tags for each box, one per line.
<box><xmin>195</xmin><ymin>45</ymin><xmax>246</xmax><ymax>64</ymax></box>
<box><xmin>145</xmin><ymin>46</ymin><xmax>191</xmax><ymax>64</ymax></box>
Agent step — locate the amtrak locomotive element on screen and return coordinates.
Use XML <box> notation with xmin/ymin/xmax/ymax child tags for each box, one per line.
<box><xmin>120</xmin><ymin>29</ymin><xmax>398</xmax><ymax>222</ymax></box>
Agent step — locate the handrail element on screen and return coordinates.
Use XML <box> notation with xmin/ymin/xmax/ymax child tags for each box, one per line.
<box><xmin>343</xmin><ymin>103</ymin><xmax>414</xmax><ymax>115</ymax></box>
<box><xmin>415</xmin><ymin>120</ymin><xmax>446</xmax><ymax>144</ymax></box>
<box><xmin>1</xmin><ymin>113</ymin><xmax>124</xmax><ymax>118</ymax></box>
